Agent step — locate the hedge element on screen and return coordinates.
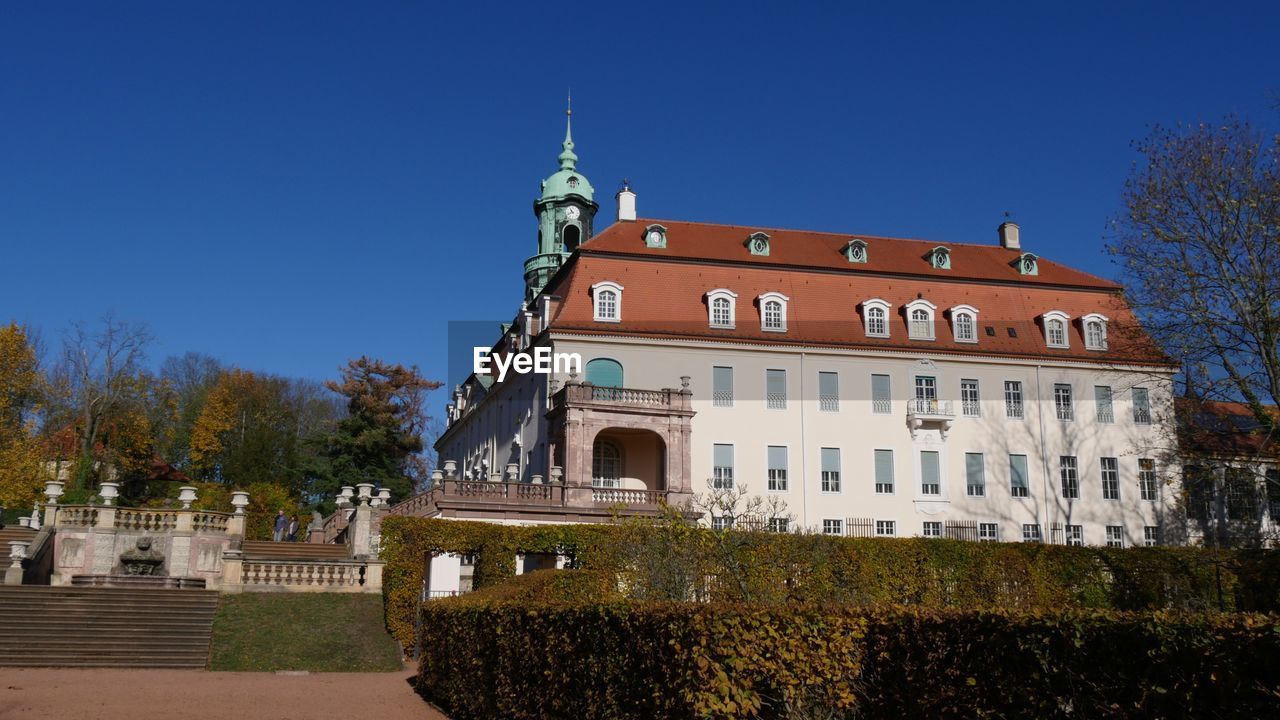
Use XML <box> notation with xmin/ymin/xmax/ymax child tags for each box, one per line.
<box><xmin>419</xmin><ymin>598</ymin><xmax>1280</xmax><ymax>720</ymax></box>
<box><xmin>381</xmin><ymin>517</ymin><xmax>1279</xmax><ymax>651</ymax></box>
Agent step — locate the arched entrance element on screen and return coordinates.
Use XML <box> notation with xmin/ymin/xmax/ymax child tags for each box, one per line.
<box><xmin>590</xmin><ymin>428</ymin><xmax>666</xmax><ymax>493</ymax></box>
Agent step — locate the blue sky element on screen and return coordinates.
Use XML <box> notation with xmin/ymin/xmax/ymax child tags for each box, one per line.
<box><xmin>2</xmin><ymin>2</ymin><xmax>1277</xmax><ymax>412</ymax></box>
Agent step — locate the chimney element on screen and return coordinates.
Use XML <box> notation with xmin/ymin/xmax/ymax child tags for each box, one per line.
<box><xmin>615</xmin><ymin>179</ymin><xmax>636</xmax><ymax>222</ymax></box>
<box><xmin>998</xmin><ymin>221</ymin><xmax>1020</xmax><ymax>250</ymax></box>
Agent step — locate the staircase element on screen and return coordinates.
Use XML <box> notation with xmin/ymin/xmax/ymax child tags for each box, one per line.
<box><xmin>0</xmin><ymin>586</ymin><xmax>219</xmax><ymax>668</ymax></box>
<box><xmin>241</xmin><ymin>540</ymin><xmax>350</xmax><ymax>561</ymax></box>
<box><xmin>0</xmin><ymin>525</ymin><xmax>38</xmax><ymax>546</ymax></box>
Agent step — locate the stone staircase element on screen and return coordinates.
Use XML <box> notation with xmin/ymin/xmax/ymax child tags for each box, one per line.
<box><xmin>0</xmin><ymin>586</ymin><xmax>219</xmax><ymax>668</ymax></box>
<box><xmin>0</xmin><ymin>525</ymin><xmax>38</xmax><ymax>545</ymax></box>
<box><xmin>240</xmin><ymin>540</ymin><xmax>350</xmax><ymax>561</ymax></box>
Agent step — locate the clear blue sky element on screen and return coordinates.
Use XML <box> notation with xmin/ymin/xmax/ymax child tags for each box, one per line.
<box><xmin>2</xmin><ymin>2</ymin><xmax>1277</xmax><ymax>413</ymax></box>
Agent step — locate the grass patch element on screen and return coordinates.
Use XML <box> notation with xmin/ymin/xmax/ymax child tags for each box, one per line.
<box><xmin>210</xmin><ymin>593</ymin><xmax>404</xmax><ymax>672</ymax></box>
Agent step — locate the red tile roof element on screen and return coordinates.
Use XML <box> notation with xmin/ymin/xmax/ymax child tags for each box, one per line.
<box><xmin>542</xmin><ymin>219</ymin><xmax>1170</xmax><ymax>366</ymax></box>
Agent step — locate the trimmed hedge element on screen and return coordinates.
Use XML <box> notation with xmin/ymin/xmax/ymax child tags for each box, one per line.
<box><xmin>419</xmin><ymin>597</ymin><xmax>1280</xmax><ymax>720</ymax></box>
<box><xmin>382</xmin><ymin>517</ymin><xmax>1278</xmax><ymax>651</ymax></box>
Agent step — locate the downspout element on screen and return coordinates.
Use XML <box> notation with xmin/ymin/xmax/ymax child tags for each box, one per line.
<box><xmin>1034</xmin><ymin>364</ymin><xmax>1051</xmax><ymax>540</ymax></box>
<box><xmin>799</xmin><ymin>350</ymin><xmax>809</xmax><ymax>529</ymax></box>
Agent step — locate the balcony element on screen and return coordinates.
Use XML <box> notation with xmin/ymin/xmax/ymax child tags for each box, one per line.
<box><xmin>907</xmin><ymin>397</ymin><xmax>955</xmax><ymax>439</ymax></box>
<box><xmin>549</xmin><ymin>382</ymin><xmax>693</xmax><ymax>416</ymax></box>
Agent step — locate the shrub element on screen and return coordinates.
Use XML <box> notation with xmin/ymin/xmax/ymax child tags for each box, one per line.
<box><xmin>419</xmin><ymin>600</ymin><xmax>1280</xmax><ymax>720</ymax></box>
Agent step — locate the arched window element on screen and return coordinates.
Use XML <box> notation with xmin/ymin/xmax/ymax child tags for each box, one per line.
<box><xmin>949</xmin><ymin>305</ymin><xmax>980</xmax><ymax>343</ymax></box>
<box><xmin>906</xmin><ymin>299</ymin><xmax>937</xmax><ymax>340</ymax></box>
<box><xmin>592</xmin><ymin>439</ymin><xmax>621</xmax><ymax>488</ymax></box>
<box><xmin>591</xmin><ymin>281</ymin><xmax>623</xmax><ymax>322</ymax></box>
<box><xmin>861</xmin><ymin>299</ymin><xmax>891</xmax><ymax>338</ymax></box>
<box><xmin>1082</xmin><ymin>313</ymin><xmax>1109</xmax><ymax>350</ymax></box>
<box><xmin>584</xmin><ymin>358</ymin><xmax>624</xmax><ymax>388</ymax></box>
<box><xmin>758</xmin><ymin>292</ymin><xmax>789</xmax><ymax>332</ymax></box>
<box><xmin>705</xmin><ymin>289</ymin><xmax>738</xmax><ymax>329</ymax></box>
<box><xmin>1042</xmin><ymin>311</ymin><xmax>1070</xmax><ymax>348</ymax></box>
<box><xmin>563</xmin><ymin>224</ymin><xmax>581</xmax><ymax>251</ymax></box>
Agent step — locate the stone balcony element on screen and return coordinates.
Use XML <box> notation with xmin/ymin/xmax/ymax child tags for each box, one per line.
<box><xmin>907</xmin><ymin>397</ymin><xmax>955</xmax><ymax>439</ymax></box>
<box><xmin>387</xmin><ymin>476</ymin><xmax>677</xmax><ymax>523</ymax></box>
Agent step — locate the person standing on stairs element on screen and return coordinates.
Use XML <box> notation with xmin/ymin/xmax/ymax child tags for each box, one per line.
<box><xmin>287</xmin><ymin>515</ymin><xmax>300</xmax><ymax>542</ymax></box>
<box><xmin>273</xmin><ymin>510</ymin><xmax>287</xmax><ymax>542</ymax></box>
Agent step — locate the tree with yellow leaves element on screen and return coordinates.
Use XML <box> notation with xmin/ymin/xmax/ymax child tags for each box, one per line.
<box><xmin>0</xmin><ymin>323</ymin><xmax>44</xmax><ymax>512</ymax></box>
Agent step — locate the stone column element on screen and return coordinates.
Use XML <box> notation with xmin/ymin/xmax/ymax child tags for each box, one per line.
<box><xmin>363</xmin><ymin>559</ymin><xmax>384</xmax><ymax>592</ymax></box>
<box><xmin>171</xmin><ymin>509</ymin><xmax>194</xmax><ymax>577</ymax></box>
<box><xmin>5</xmin><ymin>541</ymin><xmax>27</xmax><ymax>585</ymax></box>
<box><xmin>90</xmin><ymin>506</ymin><xmax>119</xmax><ymax>575</ymax></box>
<box><xmin>349</xmin><ymin>503</ymin><xmax>372</xmax><ymax>558</ymax></box>
<box><xmin>220</xmin><ymin>549</ymin><xmax>244</xmax><ymax>593</ymax></box>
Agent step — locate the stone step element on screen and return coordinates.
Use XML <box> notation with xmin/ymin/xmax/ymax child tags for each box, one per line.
<box><xmin>240</xmin><ymin>540</ymin><xmax>350</xmax><ymax>559</ymax></box>
<box><xmin>0</xmin><ymin>599</ymin><xmax>219</xmax><ymax>612</ymax></box>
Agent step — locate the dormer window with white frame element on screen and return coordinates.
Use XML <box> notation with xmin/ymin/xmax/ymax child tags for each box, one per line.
<box><xmin>591</xmin><ymin>281</ymin><xmax>623</xmax><ymax>323</ymax></box>
<box><xmin>643</xmin><ymin>223</ymin><xmax>667</xmax><ymax>248</ymax></box>
<box><xmin>905</xmin><ymin>299</ymin><xmax>937</xmax><ymax>340</ymax></box>
<box><xmin>1042</xmin><ymin>310</ymin><xmax>1070</xmax><ymax>349</ymax></box>
<box><xmin>927</xmin><ymin>246</ymin><xmax>951</xmax><ymax>270</ymax></box>
<box><xmin>843</xmin><ymin>238</ymin><xmax>868</xmax><ymax>263</ymax></box>
<box><xmin>1014</xmin><ymin>252</ymin><xmax>1039</xmax><ymax>276</ymax></box>
<box><xmin>745</xmin><ymin>232</ymin><xmax>771</xmax><ymax>256</ymax></box>
<box><xmin>949</xmin><ymin>305</ymin><xmax>979</xmax><ymax>343</ymax></box>
<box><xmin>861</xmin><ymin>298</ymin><xmax>892</xmax><ymax>338</ymax></box>
<box><xmin>1081</xmin><ymin>313</ymin><xmax>1109</xmax><ymax>350</ymax></box>
<box><xmin>758</xmin><ymin>292</ymin><xmax>789</xmax><ymax>332</ymax></box>
<box><xmin>706</xmin><ymin>289</ymin><xmax>738</xmax><ymax>329</ymax></box>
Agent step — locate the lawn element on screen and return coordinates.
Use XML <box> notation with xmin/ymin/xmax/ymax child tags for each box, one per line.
<box><xmin>209</xmin><ymin>593</ymin><xmax>405</xmax><ymax>672</ymax></box>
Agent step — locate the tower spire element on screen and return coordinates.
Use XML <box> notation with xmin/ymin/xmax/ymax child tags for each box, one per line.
<box><xmin>558</xmin><ymin>91</ymin><xmax>577</xmax><ymax>170</ymax></box>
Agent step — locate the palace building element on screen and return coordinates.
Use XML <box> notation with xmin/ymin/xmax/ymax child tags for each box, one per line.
<box><xmin>410</xmin><ymin>112</ymin><xmax>1183</xmax><ymax>551</ymax></box>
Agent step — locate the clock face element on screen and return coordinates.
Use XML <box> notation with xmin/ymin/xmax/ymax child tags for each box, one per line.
<box><xmin>647</xmin><ymin>231</ymin><xmax>662</xmax><ymax>244</ymax></box>
<box><xmin>565</xmin><ymin>206</ymin><xmax>580</xmax><ymax>220</ymax></box>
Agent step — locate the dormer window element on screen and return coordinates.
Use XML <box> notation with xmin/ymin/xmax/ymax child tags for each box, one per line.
<box><xmin>843</xmin><ymin>239</ymin><xmax>868</xmax><ymax>263</ymax></box>
<box><xmin>905</xmin><ymin>299</ymin><xmax>937</xmax><ymax>340</ymax></box>
<box><xmin>927</xmin><ymin>246</ymin><xmax>951</xmax><ymax>270</ymax></box>
<box><xmin>745</xmin><ymin>232</ymin><xmax>771</xmax><ymax>256</ymax></box>
<box><xmin>706</xmin><ymin>289</ymin><xmax>738</xmax><ymax>329</ymax></box>
<box><xmin>1014</xmin><ymin>252</ymin><xmax>1039</xmax><ymax>276</ymax></box>
<box><xmin>861</xmin><ymin>299</ymin><xmax>892</xmax><ymax>338</ymax></box>
<box><xmin>591</xmin><ymin>281</ymin><xmax>623</xmax><ymax>323</ymax></box>
<box><xmin>1042</xmin><ymin>310</ymin><xmax>1070</xmax><ymax>348</ymax></box>
<box><xmin>949</xmin><ymin>305</ymin><xmax>980</xmax><ymax>343</ymax></box>
<box><xmin>1082</xmin><ymin>313</ymin><xmax>1109</xmax><ymax>350</ymax></box>
<box><xmin>758</xmin><ymin>292</ymin><xmax>789</xmax><ymax>332</ymax></box>
<box><xmin>643</xmin><ymin>223</ymin><xmax>667</xmax><ymax>248</ymax></box>
<box><xmin>566</xmin><ymin>177</ymin><xmax>579</xmax><ymax>188</ymax></box>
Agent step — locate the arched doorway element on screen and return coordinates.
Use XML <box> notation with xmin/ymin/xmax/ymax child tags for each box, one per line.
<box><xmin>590</xmin><ymin>428</ymin><xmax>665</xmax><ymax>492</ymax></box>
<box><xmin>592</xmin><ymin>438</ymin><xmax>622</xmax><ymax>488</ymax></box>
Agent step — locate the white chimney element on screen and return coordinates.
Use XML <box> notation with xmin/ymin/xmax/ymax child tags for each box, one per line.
<box><xmin>616</xmin><ymin>180</ymin><xmax>636</xmax><ymax>222</ymax></box>
<box><xmin>998</xmin><ymin>221</ymin><xmax>1020</xmax><ymax>250</ymax></box>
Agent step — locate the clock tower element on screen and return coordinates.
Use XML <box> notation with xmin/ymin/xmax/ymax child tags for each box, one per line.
<box><xmin>524</xmin><ymin>103</ymin><xmax>598</xmax><ymax>302</ymax></box>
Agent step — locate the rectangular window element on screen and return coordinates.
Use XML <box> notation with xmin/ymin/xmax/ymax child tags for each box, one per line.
<box><xmin>712</xmin><ymin>366</ymin><xmax>734</xmax><ymax>408</ymax></box>
<box><xmin>1060</xmin><ymin>456</ymin><xmax>1079</xmax><ymax>499</ymax></box>
<box><xmin>767</xmin><ymin>517</ymin><xmax>790</xmax><ymax>533</ymax></box>
<box><xmin>1226</xmin><ymin>468</ymin><xmax>1257</xmax><ymax>521</ymax></box>
<box><xmin>1022</xmin><ymin>524</ymin><xmax>1042</xmax><ymax>543</ymax></box>
<box><xmin>1143</xmin><ymin>526</ymin><xmax>1159</xmax><ymax>547</ymax></box>
<box><xmin>1139</xmin><ymin>458</ymin><xmax>1157</xmax><ymax>501</ymax></box>
<box><xmin>1267</xmin><ymin>469</ymin><xmax>1280</xmax><ymax>523</ymax></box>
<box><xmin>1004</xmin><ymin>381</ymin><xmax>1024</xmax><ymax>418</ymax></box>
<box><xmin>1054</xmin><ymin>384</ymin><xmax>1074</xmax><ymax>421</ymax></box>
<box><xmin>965</xmin><ymin>452</ymin><xmax>986</xmax><ymax>497</ymax></box>
<box><xmin>712</xmin><ymin>443</ymin><xmax>734</xmax><ymax>489</ymax></box>
<box><xmin>767</xmin><ymin>446</ymin><xmax>788</xmax><ymax>492</ymax></box>
<box><xmin>818</xmin><ymin>371</ymin><xmax>839</xmax><ymax>412</ymax></box>
<box><xmin>1132</xmin><ymin>387</ymin><xmax>1152</xmax><ymax>424</ymax></box>
<box><xmin>914</xmin><ymin>375</ymin><xmax>937</xmax><ymax>401</ymax></box>
<box><xmin>875</xmin><ymin>520</ymin><xmax>896</xmax><ymax>537</ymax></box>
<box><xmin>766</xmin><ymin>369</ymin><xmax>787</xmax><ymax>410</ymax></box>
<box><xmin>961</xmin><ymin>379</ymin><xmax>981</xmax><ymax>417</ymax></box>
<box><xmin>711</xmin><ymin>516</ymin><xmax>733</xmax><ymax>531</ymax></box>
<box><xmin>821</xmin><ymin>447</ymin><xmax>842</xmax><ymax>493</ymax></box>
<box><xmin>822</xmin><ymin>519</ymin><xmax>843</xmax><ymax>536</ymax></box>
<box><xmin>979</xmin><ymin>523</ymin><xmax>998</xmax><ymax>542</ymax></box>
<box><xmin>1095</xmin><ymin>386</ymin><xmax>1114</xmax><ymax>423</ymax></box>
<box><xmin>871</xmin><ymin>374</ymin><xmax>892</xmax><ymax>414</ymax></box>
<box><xmin>1101</xmin><ymin>457</ymin><xmax>1120</xmax><ymax>500</ymax></box>
<box><xmin>923</xmin><ymin>521</ymin><xmax>942</xmax><ymax>538</ymax></box>
<box><xmin>1009</xmin><ymin>454</ymin><xmax>1030</xmax><ymax>498</ymax></box>
<box><xmin>920</xmin><ymin>450</ymin><xmax>941</xmax><ymax>496</ymax></box>
<box><xmin>874</xmin><ymin>449</ymin><xmax>895</xmax><ymax>494</ymax></box>
<box><xmin>1065</xmin><ymin>525</ymin><xmax>1083</xmax><ymax>547</ymax></box>
<box><xmin>1105</xmin><ymin>525</ymin><xmax>1124</xmax><ymax>548</ymax></box>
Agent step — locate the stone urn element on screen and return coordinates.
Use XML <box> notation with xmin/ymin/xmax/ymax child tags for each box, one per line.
<box><xmin>230</xmin><ymin>491</ymin><xmax>250</xmax><ymax>515</ymax></box>
<box><xmin>377</xmin><ymin>488</ymin><xmax>391</xmax><ymax>505</ymax></box>
<box><xmin>355</xmin><ymin>483</ymin><xmax>374</xmax><ymax>505</ymax></box>
<box><xmin>120</xmin><ymin>537</ymin><xmax>165</xmax><ymax>576</ymax></box>
<box><xmin>99</xmin><ymin>482</ymin><xmax>120</xmax><ymax>506</ymax></box>
<box><xmin>442</xmin><ymin>460</ymin><xmax>457</xmax><ymax>479</ymax></box>
<box><xmin>177</xmin><ymin>486</ymin><xmax>198</xmax><ymax>509</ymax></box>
<box><xmin>44</xmin><ymin>480</ymin><xmax>64</xmax><ymax>504</ymax></box>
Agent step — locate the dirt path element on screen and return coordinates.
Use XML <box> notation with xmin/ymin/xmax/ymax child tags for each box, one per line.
<box><xmin>0</xmin><ymin>665</ymin><xmax>450</xmax><ymax>720</ymax></box>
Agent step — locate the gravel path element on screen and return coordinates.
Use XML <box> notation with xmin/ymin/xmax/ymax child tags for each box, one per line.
<box><xmin>0</xmin><ymin>665</ymin><xmax>449</xmax><ymax>720</ymax></box>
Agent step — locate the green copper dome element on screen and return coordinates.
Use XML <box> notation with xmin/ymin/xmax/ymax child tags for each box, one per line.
<box><xmin>539</xmin><ymin>112</ymin><xmax>594</xmax><ymax>202</ymax></box>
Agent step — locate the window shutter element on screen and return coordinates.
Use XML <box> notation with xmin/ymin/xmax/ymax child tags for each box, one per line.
<box><xmin>768</xmin><ymin>445</ymin><xmax>787</xmax><ymax>470</ymax></box>
<box><xmin>1009</xmin><ymin>454</ymin><xmax>1029</xmax><ymax>489</ymax></box>
<box><xmin>966</xmin><ymin>453</ymin><xmax>985</xmax><ymax>486</ymax></box>
<box><xmin>714</xmin><ymin>444</ymin><xmax>734</xmax><ymax>469</ymax></box>
<box><xmin>821</xmin><ymin>447</ymin><xmax>840</xmax><ymax>473</ymax></box>
<box><xmin>874</xmin><ymin>450</ymin><xmax>894</xmax><ymax>484</ymax></box>
<box><xmin>921</xmin><ymin>451</ymin><xmax>940</xmax><ymax>486</ymax></box>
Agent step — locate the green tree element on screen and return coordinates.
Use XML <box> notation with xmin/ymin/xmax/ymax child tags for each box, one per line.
<box><xmin>319</xmin><ymin>357</ymin><xmax>440</xmax><ymax>508</ymax></box>
<box><xmin>0</xmin><ymin>323</ymin><xmax>43</xmax><ymax>513</ymax></box>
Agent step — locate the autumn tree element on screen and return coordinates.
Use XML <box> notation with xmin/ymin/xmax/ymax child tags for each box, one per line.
<box><xmin>1110</xmin><ymin>117</ymin><xmax>1280</xmax><ymax>545</ymax></box>
<box><xmin>0</xmin><ymin>323</ymin><xmax>43</xmax><ymax>513</ymax></box>
<box><xmin>46</xmin><ymin>315</ymin><xmax>152</xmax><ymax>489</ymax></box>
<box><xmin>320</xmin><ymin>357</ymin><xmax>440</xmax><ymax>507</ymax></box>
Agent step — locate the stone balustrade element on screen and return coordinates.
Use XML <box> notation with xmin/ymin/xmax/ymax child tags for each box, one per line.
<box><xmin>590</xmin><ymin>488</ymin><xmax>666</xmax><ymax>506</ymax></box>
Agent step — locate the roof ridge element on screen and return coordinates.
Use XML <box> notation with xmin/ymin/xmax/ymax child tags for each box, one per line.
<box><xmin>627</xmin><ymin>217</ymin><xmax>1009</xmax><ymax>251</ymax></box>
